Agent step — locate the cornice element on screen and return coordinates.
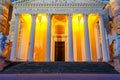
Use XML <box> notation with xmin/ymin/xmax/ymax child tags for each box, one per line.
<box><xmin>15</xmin><ymin>3</ymin><xmax>104</xmax><ymax>8</ymax></box>
<box><xmin>13</xmin><ymin>0</ymin><xmax>106</xmax><ymax>15</ymax></box>
<box><xmin>14</xmin><ymin>0</ymin><xmax>105</xmax><ymax>6</ymax></box>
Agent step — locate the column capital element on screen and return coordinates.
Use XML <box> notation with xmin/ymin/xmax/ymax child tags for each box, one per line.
<box><xmin>68</xmin><ymin>14</ymin><xmax>72</xmax><ymax>19</ymax></box>
<box><xmin>99</xmin><ymin>14</ymin><xmax>104</xmax><ymax>17</ymax></box>
<box><xmin>15</xmin><ymin>13</ymin><xmax>21</xmax><ymax>18</ymax></box>
<box><xmin>68</xmin><ymin>14</ymin><xmax>72</xmax><ymax>17</ymax></box>
<box><xmin>47</xmin><ymin>13</ymin><xmax>52</xmax><ymax>15</ymax></box>
<box><xmin>83</xmin><ymin>13</ymin><xmax>88</xmax><ymax>16</ymax></box>
<box><xmin>47</xmin><ymin>14</ymin><xmax>52</xmax><ymax>18</ymax></box>
<box><xmin>31</xmin><ymin>14</ymin><xmax>37</xmax><ymax>17</ymax></box>
<box><xmin>15</xmin><ymin>13</ymin><xmax>20</xmax><ymax>16</ymax></box>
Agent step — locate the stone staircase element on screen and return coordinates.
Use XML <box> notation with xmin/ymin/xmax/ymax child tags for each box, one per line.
<box><xmin>0</xmin><ymin>62</ymin><xmax>119</xmax><ymax>74</ymax></box>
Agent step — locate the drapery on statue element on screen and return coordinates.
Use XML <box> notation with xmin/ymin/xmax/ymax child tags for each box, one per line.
<box><xmin>109</xmin><ymin>39</ymin><xmax>115</xmax><ymax>59</ymax></box>
<box><xmin>0</xmin><ymin>54</ymin><xmax>11</xmax><ymax>71</ymax></box>
<box><xmin>0</xmin><ymin>41</ymin><xmax>12</xmax><ymax>71</ymax></box>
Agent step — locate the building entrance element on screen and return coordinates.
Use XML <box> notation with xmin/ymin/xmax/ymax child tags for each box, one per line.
<box><xmin>55</xmin><ymin>42</ymin><xmax>65</xmax><ymax>61</ymax></box>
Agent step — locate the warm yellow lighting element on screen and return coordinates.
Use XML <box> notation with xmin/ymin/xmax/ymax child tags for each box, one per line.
<box><xmin>17</xmin><ymin>13</ymin><xmax>99</xmax><ymax>62</ymax></box>
<box><xmin>36</xmin><ymin>17</ymin><xmax>39</xmax><ymax>23</ymax></box>
<box><xmin>34</xmin><ymin>14</ymin><xmax>47</xmax><ymax>62</ymax></box>
<box><xmin>72</xmin><ymin>14</ymin><xmax>84</xmax><ymax>61</ymax></box>
<box><xmin>16</xmin><ymin>14</ymin><xmax>32</xmax><ymax>61</ymax></box>
<box><xmin>80</xmin><ymin>18</ymin><xmax>83</xmax><ymax>23</ymax></box>
<box><xmin>88</xmin><ymin>14</ymin><xmax>99</xmax><ymax>61</ymax></box>
<box><xmin>42</xmin><ymin>16</ymin><xmax>47</xmax><ymax>21</ymax></box>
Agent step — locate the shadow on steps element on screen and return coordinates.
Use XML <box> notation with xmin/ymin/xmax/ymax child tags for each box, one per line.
<box><xmin>0</xmin><ymin>62</ymin><xmax>119</xmax><ymax>74</ymax></box>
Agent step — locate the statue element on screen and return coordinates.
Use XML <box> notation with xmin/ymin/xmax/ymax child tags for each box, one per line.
<box><xmin>114</xmin><ymin>33</ymin><xmax>120</xmax><ymax>56</ymax></box>
<box><xmin>110</xmin><ymin>0</ymin><xmax>120</xmax><ymax>35</ymax></box>
<box><xmin>109</xmin><ymin>39</ymin><xmax>115</xmax><ymax>58</ymax></box>
<box><xmin>0</xmin><ymin>33</ymin><xmax>11</xmax><ymax>71</ymax></box>
<box><xmin>0</xmin><ymin>32</ymin><xmax>7</xmax><ymax>55</ymax></box>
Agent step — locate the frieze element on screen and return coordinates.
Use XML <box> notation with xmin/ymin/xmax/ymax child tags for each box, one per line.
<box><xmin>14</xmin><ymin>0</ymin><xmax>105</xmax><ymax>15</ymax></box>
<box><xmin>14</xmin><ymin>0</ymin><xmax>103</xmax><ymax>5</ymax></box>
<box><xmin>15</xmin><ymin>3</ymin><xmax>104</xmax><ymax>8</ymax></box>
<box><xmin>13</xmin><ymin>0</ymin><xmax>105</xmax><ymax>15</ymax></box>
<box><xmin>14</xmin><ymin>7</ymin><xmax>104</xmax><ymax>15</ymax></box>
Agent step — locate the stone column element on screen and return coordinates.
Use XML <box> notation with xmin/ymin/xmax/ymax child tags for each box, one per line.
<box><xmin>10</xmin><ymin>14</ymin><xmax>20</xmax><ymax>61</ymax></box>
<box><xmin>68</xmin><ymin>14</ymin><xmax>74</xmax><ymax>61</ymax></box>
<box><xmin>46</xmin><ymin>14</ymin><xmax>51</xmax><ymax>61</ymax></box>
<box><xmin>99</xmin><ymin>15</ymin><xmax>110</xmax><ymax>62</ymax></box>
<box><xmin>28</xmin><ymin>14</ymin><xmax>36</xmax><ymax>61</ymax></box>
<box><xmin>83</xmin><ymin>14</ymin><xmax>91</xmax><ymax>61</ymax></box>
<box><xmin>94</xmin><ymin>25</ymin><xmax>102</xmax><ymax>61</ymax></box>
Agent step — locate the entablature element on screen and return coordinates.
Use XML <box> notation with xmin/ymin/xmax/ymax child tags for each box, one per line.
<box><xmin>14</xmin><ymin>7</ymin><xmax>105</xmax><ymax>15</ymax></box>
<box><xmin>13</xmin><ymin>0</ymin><xmax>106</xmax><ymax>15</ymax></box>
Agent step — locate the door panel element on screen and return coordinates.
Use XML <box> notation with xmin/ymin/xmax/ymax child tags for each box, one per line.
<box><xmin>55</xmin><ymin>42</ymin><xmax>65</xmax><ymax>61</ymax></box>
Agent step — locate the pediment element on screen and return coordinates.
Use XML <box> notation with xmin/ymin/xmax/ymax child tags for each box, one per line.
<box><xmin>13</xmin><ymin>0</ymin><xmax>105</xmax><ymax>5</ymax></box>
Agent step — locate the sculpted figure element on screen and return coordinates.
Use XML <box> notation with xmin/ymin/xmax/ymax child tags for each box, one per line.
<box><xmin>110</xmin><ymin>0</ymin><xmax>120</xmax><ymax>34</ymax></box>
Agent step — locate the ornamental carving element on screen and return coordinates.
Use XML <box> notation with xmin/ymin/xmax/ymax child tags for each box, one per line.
<box><xmin>14</xmin><ymin>0</ymin><xmax>103</xmax><ymax>4</ymax></box>
<box><xmin>14</xmin><ymin>6</ymin><xmax>104</xmax><ymax>15</ymax></box>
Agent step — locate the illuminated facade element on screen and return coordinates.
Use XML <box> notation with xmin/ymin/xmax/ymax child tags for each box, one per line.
<box><xmin>9</xmin><ymin>0</ymin><xmax>112</xmax><ymax>62</ymax></box>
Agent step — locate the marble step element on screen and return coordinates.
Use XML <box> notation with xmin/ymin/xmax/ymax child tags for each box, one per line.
<box><xmin>0</xmin><ymin>62</ymin><xmax>119</xmax><ymax>74</ymax></box>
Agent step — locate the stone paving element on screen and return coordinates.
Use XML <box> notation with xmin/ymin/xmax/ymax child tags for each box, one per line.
<box><xmin>0</xmin><ymin>74</ymin><xmax>120</xmax><ymax>80</ymax></box>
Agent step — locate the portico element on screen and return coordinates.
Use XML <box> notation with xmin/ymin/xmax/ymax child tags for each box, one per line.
<box><xmin>9</xmin><ymin>0</ymin><xmax>110</xmax><ymax>62</ymax></box>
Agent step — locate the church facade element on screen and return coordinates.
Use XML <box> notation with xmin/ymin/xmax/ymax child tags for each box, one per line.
<box><xmin>9</xmin><ymin>0</ymin><xmax>112</xmax><ymax>62</ymax></box>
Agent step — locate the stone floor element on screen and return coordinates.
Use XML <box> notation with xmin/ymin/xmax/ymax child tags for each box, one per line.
<box><xmin>0</xmin><ymin>74</ymin><xmax>120</xmax><ymax>80</ymax></box>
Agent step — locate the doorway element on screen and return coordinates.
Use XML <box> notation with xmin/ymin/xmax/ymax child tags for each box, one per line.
<box><xmin>55</xmin><ymin>42</ymin><xmax>65</xmax><ymax>61</ymax></box>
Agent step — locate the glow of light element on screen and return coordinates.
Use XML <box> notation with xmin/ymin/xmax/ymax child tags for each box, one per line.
<box><xmin>36</xmin><ymin>17</ymin><xmax>39</xmax><ymax>23</ymax></box>
<box><xmin>42</xmin><ymin>16</ymin><xmax>47</xmax><ymax>21</ymax></box>
<box><xmin>80</xmin><ymin>17</ymin><xmax>83</xmax><ymax>23</ymax></box>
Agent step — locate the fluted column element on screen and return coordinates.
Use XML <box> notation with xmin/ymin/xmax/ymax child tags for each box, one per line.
<box><xmin>94</xmin><ymin>25</ymin><xmax>102</xmax><ymax>61</ymax></box>
<box><xmin>83</xmin><ymin>14</ymin><xmax>91</xmax><ymax>61</ymax></box>
<box><xmin>10</xmin><ymin>14</ymin><xmax>20</xmax><ymax>61</ymax></box>
<box><xmin>99</xmin><ymin>15</ymin><xmax>110</xmax><ymax>62</ymax></box>
<box><xmin>28</xmin><ymin>14</ymin><xmax>36</xmax><ymax>61</ymax></box>
<box><xmin>68</xmin><ymin>14</ymin><xmax>74</xmax><ymax>61</ymax></box>
<box><xmin>46</xmin><ymin>14</ymin><xmax>51</xmax><ymax>61</ymax></box>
